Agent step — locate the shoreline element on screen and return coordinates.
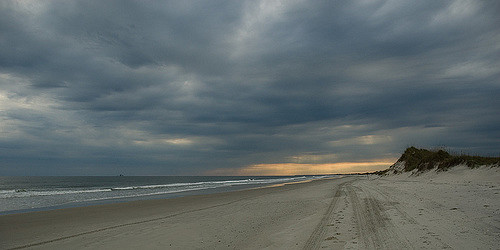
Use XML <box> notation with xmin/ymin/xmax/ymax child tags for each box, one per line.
<box><xmin>0</xmin><ymin>177</ymin><xmax>352</xmax><ymax>249</ymax></box>
<box><xmin>0</xmin><ymin>175</ymin><xmax>334</xmax><ymax>216</ymax></box>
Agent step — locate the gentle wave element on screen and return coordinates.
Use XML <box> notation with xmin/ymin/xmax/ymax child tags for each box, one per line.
<box><xmin>101</xmin><ymin>177</ymin><xmax>309</xmax><ymax>191</ymax></box>
<box><xmin>0</xmin><ymin>176</ymin><xmax>321</xmax><ymax>199</ymax></box>
<box><xmin>0</xmin><ymin>188</ymin><xmax>113</xmax><ymax>199</ymax></box>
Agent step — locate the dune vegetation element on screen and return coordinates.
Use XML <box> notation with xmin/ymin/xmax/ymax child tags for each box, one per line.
<box><xmin>377</xmin><ymin>147</ymin><xmax>500</xmax><ymax>175</ymax></box>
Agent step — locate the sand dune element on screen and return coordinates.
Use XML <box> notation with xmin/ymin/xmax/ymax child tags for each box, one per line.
<box><xmin>1</xmin><ymin>168</ymin><xmax>499</xmax><ymax>249</ymax></box>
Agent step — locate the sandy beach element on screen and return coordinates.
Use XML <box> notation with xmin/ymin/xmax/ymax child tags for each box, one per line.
<box><xmin>1</xmin><ymin>170</ymin><xmax>499</xmax><ymax>249</ymax></box>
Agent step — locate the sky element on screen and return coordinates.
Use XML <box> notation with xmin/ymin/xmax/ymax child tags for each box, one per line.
<box><xmin>0</xmin><ymin>0</ymin><xmax>499</xmax><ymax>176</ymax></box>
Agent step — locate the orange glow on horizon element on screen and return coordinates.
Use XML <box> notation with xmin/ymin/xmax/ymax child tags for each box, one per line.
<box><xmin>205</xmin><ymin>159</ymin><xmax>396</xmax><ymax>176</ymax></box>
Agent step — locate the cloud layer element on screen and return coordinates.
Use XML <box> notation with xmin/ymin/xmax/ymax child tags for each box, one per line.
<box><xmin>1</xmin><ymin>0</ymin><xmax>499</xmax><ymax>175</ymax></box>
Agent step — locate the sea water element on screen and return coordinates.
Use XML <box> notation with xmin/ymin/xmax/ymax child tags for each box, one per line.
<box><xmin>0</xmin><ymin>175</ymin><xmax>333</xmax><ymax>214</ymax></box>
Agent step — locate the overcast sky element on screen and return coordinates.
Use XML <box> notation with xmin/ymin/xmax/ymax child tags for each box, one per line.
<box><xmin>1</xmin><ymin>0</ymin><xmax>499</xmax><ymax>176</ymax></box>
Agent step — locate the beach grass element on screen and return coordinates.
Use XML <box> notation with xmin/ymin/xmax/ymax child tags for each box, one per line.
<box><xmin>398</xmin><ymin>146</ymin><xmax>500</xmax><ymax>172</ymax></box>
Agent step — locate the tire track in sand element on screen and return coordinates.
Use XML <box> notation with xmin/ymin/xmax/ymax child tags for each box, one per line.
<box><xmin>346</xmin><ymin>184</ymin><xmax>412</xmax><ymax>249</ymax></box>
<box><xmin>304</xmin><ymin>180</ymin><xmax>413</xmax><ymax>249</ymax></box>
<box><xmin>303</xmin><ymin>180</ymin><xmax>351</xmax><ymax>250</ymax></box>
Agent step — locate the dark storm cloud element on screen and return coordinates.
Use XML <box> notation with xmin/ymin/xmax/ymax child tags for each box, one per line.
<box><xmin>1</xmin><ymin>0</ymin><xmax>499</xmax><ymax>175</ymax></box>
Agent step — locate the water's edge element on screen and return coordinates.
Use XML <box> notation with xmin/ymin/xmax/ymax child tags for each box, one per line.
<box><xmin>0</xmin><ymin>175</ymin><xmax>337</xmax><ymax>215</ymax></box>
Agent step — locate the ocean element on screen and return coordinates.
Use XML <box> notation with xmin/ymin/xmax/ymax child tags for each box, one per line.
<box><xmin>0</xmin><ymin>175</ymin><xmax>333</xmax><ymax>215</ymax></box>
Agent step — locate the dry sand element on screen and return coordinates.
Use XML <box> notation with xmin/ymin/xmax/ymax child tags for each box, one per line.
<box><xmin>1</xmin><ymin>168</ymin><xmax>499</xmax><ymax>249</ymax></box>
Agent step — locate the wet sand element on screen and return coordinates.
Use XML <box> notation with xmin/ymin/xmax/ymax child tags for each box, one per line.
<box><xmin>0</xmin><ymin>177</ymin><xmax>353</xmax><ymax>249</ymax></box>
